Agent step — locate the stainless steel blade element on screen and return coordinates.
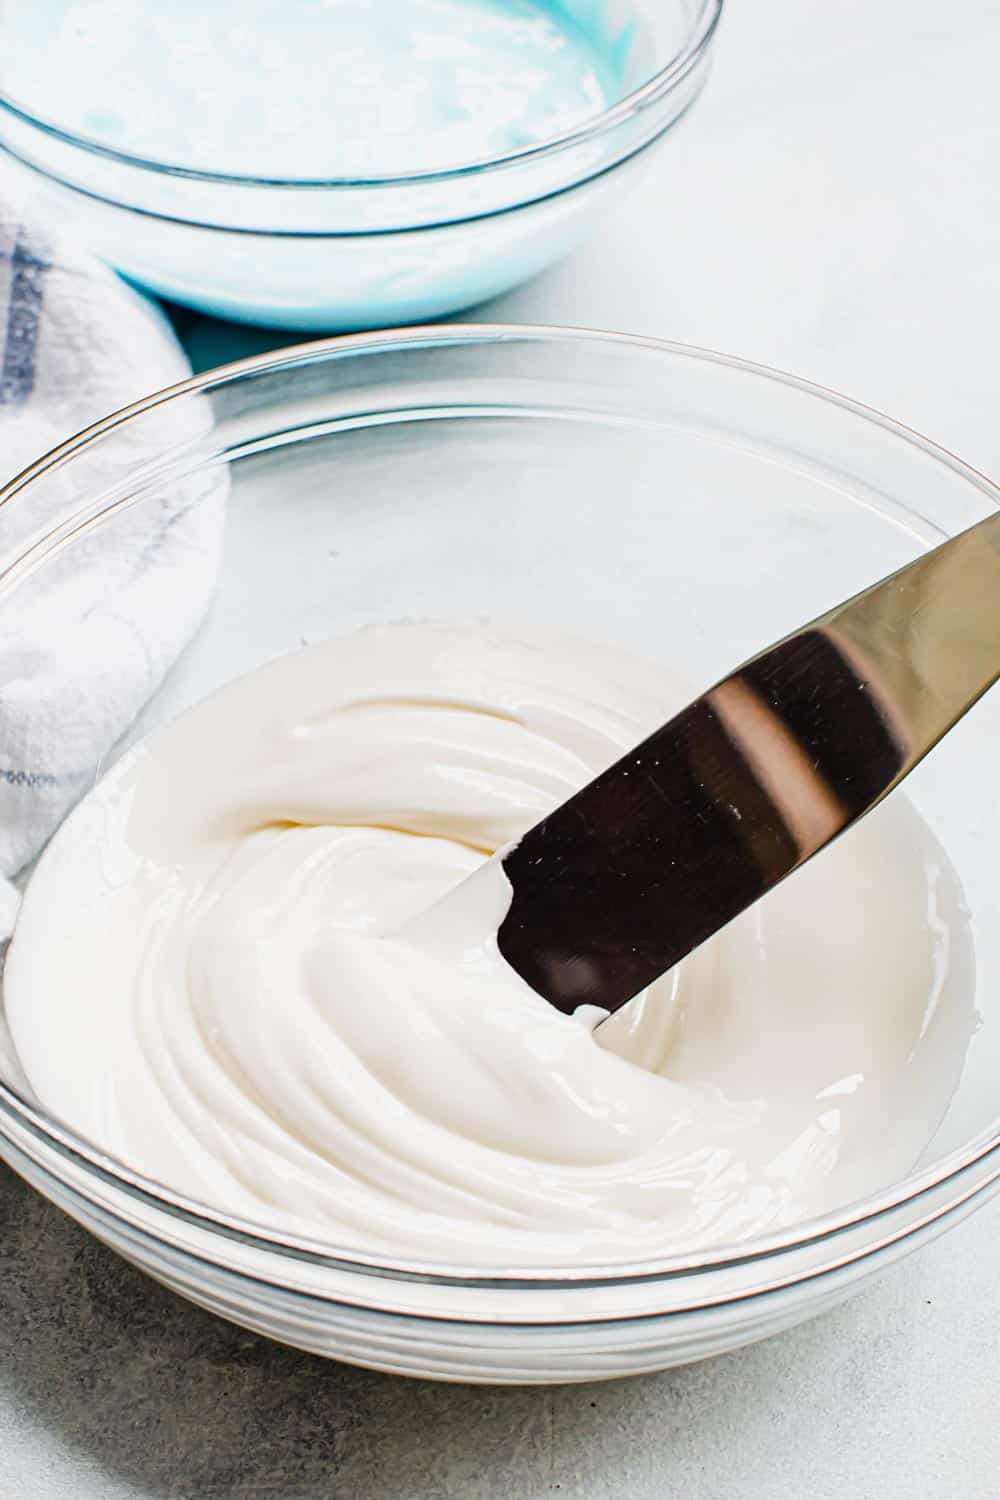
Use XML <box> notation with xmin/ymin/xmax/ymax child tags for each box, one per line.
<box><xmin>496</xmin><ymin>509</ymin><xmax>1000</xmax><ymax>1016</ymax></box>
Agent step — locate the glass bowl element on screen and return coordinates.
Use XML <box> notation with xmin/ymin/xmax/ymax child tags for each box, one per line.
<box><xmin>0</xmin><ymin>1</ymin><xmax>721</xmax><ymax>330</ymax></box>
<box><xmin>1</xmin><ymin>325</ymin><xmax>999</xmax><ymax>1385</ymax></box>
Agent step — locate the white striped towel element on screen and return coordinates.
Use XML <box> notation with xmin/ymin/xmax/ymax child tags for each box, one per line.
<box><xmin>0</xmin><ymin>159</ymin><xmax>223</xmax><ymax>936</ymax></box>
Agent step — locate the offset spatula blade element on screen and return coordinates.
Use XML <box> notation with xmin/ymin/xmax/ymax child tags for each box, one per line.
<box><xmin>497</xmin><ymin>511</ymin><xmax>1000</xmax><ymax>1016</ymax></box>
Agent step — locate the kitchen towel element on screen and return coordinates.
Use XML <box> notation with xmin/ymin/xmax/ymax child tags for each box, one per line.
<box><xmin>0</xmin><ymin>161</ymin><xmax>224</xmax><ymax>936</ymax></box>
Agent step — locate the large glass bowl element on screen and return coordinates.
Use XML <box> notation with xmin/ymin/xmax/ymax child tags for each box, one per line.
<box><xmin>0</xmin><ymin>326</ymin><xmax>998</xmax><ymax>1384</ymax></box>
<box><xmin>0</xmin><ymin>1</ymin><xmax>721</xmax><ymax>329</ymax></box>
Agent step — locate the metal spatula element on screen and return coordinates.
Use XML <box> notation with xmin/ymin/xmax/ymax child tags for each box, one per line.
<box><xmin>418</xmin><ymin>509</ymin><xmax>1000</xmax><ymax>1018</ymax></box>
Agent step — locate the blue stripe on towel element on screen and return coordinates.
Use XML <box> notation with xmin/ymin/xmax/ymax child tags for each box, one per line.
<box><xmin>0</xmin><ymin>226</ymin><xmax>52</xmax><ymax>408</ymax></box>
<box><xmin>0</xmin><ymin>767</ymin><xmax>88</xmax><ymax>789</ymax></box>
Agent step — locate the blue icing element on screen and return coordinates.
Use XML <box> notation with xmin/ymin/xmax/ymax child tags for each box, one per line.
<box><xmin>29</xmin><ymin>0</ymin><xmax>632</xmax><ymax>176</ymax></box>
<box><xmin>549</xmin><ymin>1</ymin><xmax>639</xmax><ymax>85</ymax></box>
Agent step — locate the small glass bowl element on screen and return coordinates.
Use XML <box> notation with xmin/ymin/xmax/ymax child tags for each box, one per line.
<box><xmin>0</xmin><ymin>1</ymin><xmax>722</xmax><ymax>329</ymax></box>
<box><xmin>1</xmin><ymin>326</ymin><xmax>999</xmax><ymax>1384</ymax></box>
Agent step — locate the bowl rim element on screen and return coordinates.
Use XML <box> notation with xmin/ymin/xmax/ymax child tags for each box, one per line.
<box><xmin>0</xmin><ymin>0</ymin><xmax>723</xmax><ymax>189</ymax></box>
<box><xmin>0</xmin><ymin>118</ymin><xmax>677</xmax><ymax>238</ymax></box>
<box><xmin>1</xmin><ymin>320</ymin><xmax>999</xmax><ymax>1296</ymax></box>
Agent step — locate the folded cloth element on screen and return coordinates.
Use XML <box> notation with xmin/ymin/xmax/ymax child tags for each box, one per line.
<box><xmin>0</xmin><ymin>161</ymin><xmax>224</xmax><ymax>935</ymax></box>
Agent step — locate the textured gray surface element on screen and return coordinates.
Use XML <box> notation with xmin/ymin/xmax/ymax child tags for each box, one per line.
<box><xmin>1</xmin><ymin>1163</ymin><xmax>999</xmax><ymax>1498</ymax></box>
<box><xmin>5</xmin><ymin>0</ymin><xmax>1000</xmax><ymax>1494</ymax></box>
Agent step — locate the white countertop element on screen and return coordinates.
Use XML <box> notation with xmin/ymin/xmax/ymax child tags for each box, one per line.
<box><xmin>4</xmin><ymin>0</ymin><xmax>1000</xmax><ymax>1495</ymax></box>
